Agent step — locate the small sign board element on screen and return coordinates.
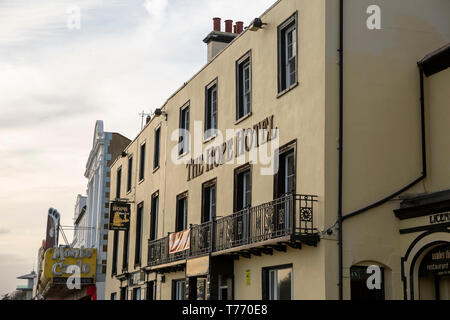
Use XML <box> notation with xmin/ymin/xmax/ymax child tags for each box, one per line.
<box><xmin>420</xmin><ymin>245</ymin><xmax>450</xmax><ymax>277</ymax></box>
<box><xmin>109</xmin><ymin>202</ymin><xmax>131</xmax><ymax>231</ymax></box>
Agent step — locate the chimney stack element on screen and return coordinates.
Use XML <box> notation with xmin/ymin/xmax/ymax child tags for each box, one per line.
<box><xmin>225</xmin><ymin>20</ymin><xmax>233</xmax><ymax>33</ymax></box>
<box><xmin>203</xmin><ymin>18</ymin><xmax>239</xmax><ymax>63</ymax></box>
<box><xmin>213</xmin><ymin>17</ymin><xmax>221</xmax><ymax>32</ymax></box>
<box><xmin>235</xmin><ymin>21</ymin><xmax>244</xmax><ymax>34</ymax></box>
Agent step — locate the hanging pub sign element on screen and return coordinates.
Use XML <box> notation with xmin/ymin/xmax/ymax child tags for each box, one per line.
<box><xmin>419</xmin><ymin>245</ymin><xmax>450</xmax><ymax>277</ymax></box>
<box><xmin>109</xmin><ymin>202</ymin><xmax>131</xmax><ymax>231</ymax></box>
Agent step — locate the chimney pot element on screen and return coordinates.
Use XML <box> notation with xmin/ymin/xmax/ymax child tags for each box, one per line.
<box><xmin>225</xmin><ymin>19</ymin><xmax>233</xmax><ymax>33</ymax></box>
<box><xmin>213</xmin><ymin>17</ymin><xmax>221</xmax><ymax>32</ymax></box>
<box><xmin>236</xmin><ymin>21</ymin><xmax>244</xmax><ymax>34</ymax></box>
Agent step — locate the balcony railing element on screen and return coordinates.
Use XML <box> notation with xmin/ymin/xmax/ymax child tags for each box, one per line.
<box><xmin>147</xmin><ymin>194</ymin><xmax>318</xmax><ymax>267</ymax></box>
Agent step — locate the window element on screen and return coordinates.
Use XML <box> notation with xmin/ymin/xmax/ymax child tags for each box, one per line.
<box><xmin>235</xmin><ymin>165</ymin><xmax>251</xmax><ymax>212</ymax></box>
<box><xmin>154</xmin><ymin>127</ymin><xmax>161</xmax><ymax>169</ymax></box>
<box><xmin>135</xmin><ymin>202</ymin><xmax>144</xmax><ymax>266</ymax></box>
<box><xmin>176</xmin><ymin>192</ymin><xmax>188</xmax><ymax>232</ymax></box>
<box><xmin>350</xmin><ymin>266</ymin><xmax>385</xmax><ymax>300</ymax></box>
<box><xmin>123</xmin><ymin>229</ymin><xmax>129</xmax><ymax>270</ymax></box>
<box><xmin>262</xmin><ymin>265</ymin><xmax>293</xmax><ymax>300</ymax></box>
<box><xmin>146</xmin><ymin>281</ymin><xmax>155</xmax><ymax>300</ymax></box>
<box><xmin>120</xmin><ymin>287</ymin><xmax>127</xmax><ymax>300</ymax></box>
<box><xmin>202</xmin><ymin>179</ymin><xmax>216</xmax><ymax>223</ymax></box>
<box><xmin>110</xmin><ymin>292</ymin><xmax>117</xmax><ymax>300</ymax></box>
<box><xmin>274</xmin><ymin>142</ymin><xmax>296</xmax><ymax>198</ymax></box>
<box><xmin>172</xmin><ymin>279</ymin><xmax>186</xmax><ymax>300</ymax></box>
<box><xmin>132</xmin><ymin>288</ymin><xmax>141</xmax><ymax>301</ymax></box>
<box><xmin>111</xmin><ymin>230</ymin><xmax>119</xmax><ymax>275</ymax></box>
<box><xmin>236</xmin><ymin>52</ymin><xmax>252</xmax><ymax>120</ymax></box>
<box><xmin>139</xmin><ymin>143</ymin><xmax>146</xmax><ymax>181</ymax></box>
<box><xmin>150</xmin><ymin>192</ymin><xmax>159</xmax><ymax>241</ymax></box>
<box><xmin>205</xmin><ymin>80</ymin><xmax>218</xmax><ymax>140</ymax></box>
<box><xmin>127</xmin><ymin>156</ymin><xmax>133</xmax><ymax>193</ymax></box>
<box><xmin>116</xmin><ymin>167</ymin><xmax>122</xmax><ymax>199</ymax></box>
<box><xmin>179</xmin><ymin>103</ymin><xmax>190</xmax><ymax>156</ymax></box>
<box><xmin>278</xmin><ymin>13</ymin><xmax>298</xmax><ymax>93</ymax></box>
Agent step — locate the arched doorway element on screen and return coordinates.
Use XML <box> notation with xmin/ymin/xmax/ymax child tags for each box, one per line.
<box><xmin>417</xmin><ymin>244</ymin><xmax>450</xmax><ymax>300</ymax></box>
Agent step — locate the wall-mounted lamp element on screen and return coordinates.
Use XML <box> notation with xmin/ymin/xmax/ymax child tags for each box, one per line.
<box><xmin>249</xmin><ymin>18</ymin><xmax>267</xmax><ymax>31</ymax></box>
<box><xmin>154</xmin><ymin>108</ymin><xmax>168</xmax><ymax>121</ymax></box>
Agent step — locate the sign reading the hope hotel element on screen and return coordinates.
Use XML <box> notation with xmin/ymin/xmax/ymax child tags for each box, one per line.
<box><xmin>186</xmin><ymin>115</ymin><xmax>277</xmax><ymax>181</ymax></box>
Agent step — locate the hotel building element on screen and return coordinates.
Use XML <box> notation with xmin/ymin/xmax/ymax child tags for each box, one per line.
<box><xmin>105</xmin><ymin>0</ymin><xmax>450</xmax><ymax>300</ymax></box>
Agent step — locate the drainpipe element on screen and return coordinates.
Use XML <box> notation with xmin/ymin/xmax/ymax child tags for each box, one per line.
<box><xmin>338</xmin><ymin>0</ymin><xmax>344</xmax><ymax>301</ymax></box>
<box><xmin>336</xmin><ymin>0</ymin><xmax>428</xmax><ymax>300</ymax></box>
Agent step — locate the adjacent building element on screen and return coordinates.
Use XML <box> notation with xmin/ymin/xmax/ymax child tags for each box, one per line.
<box><xmin>76</xmin><ymin>121</ymin><xmax>131</xmax><ymax>299</ymax></box>
<box><xmin>105</xmin><ymin>0</ymin><xmax>450</xmax><ymax>300</ymax></box>
<box><xmin>72</xmin><ymin>195</ymin><xmax>87</xmax><ymax>248</ymax></box>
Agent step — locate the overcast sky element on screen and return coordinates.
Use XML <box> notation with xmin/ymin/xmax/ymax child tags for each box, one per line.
<box><xmin>0</xmin><ymin>0</ymin><xmax>275</xmax><ymax>296</ymax></box>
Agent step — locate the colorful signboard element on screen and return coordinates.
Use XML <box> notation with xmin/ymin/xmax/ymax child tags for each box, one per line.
<box><xmin>40</xmin><ymin>247</ymin><xmax>97</xmax><ymax>292</ymax></box>
<box><xmin>169</xmin><ymin>230</ymin><xmax>191</xmax><ymax>254</ymax></box>
<box><xmin>109</xmin><ymin>202</ymin><xmax>131</xmax><ymax>231</ymax></box>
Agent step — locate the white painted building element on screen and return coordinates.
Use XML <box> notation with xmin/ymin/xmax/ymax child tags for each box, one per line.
<box><xmin>75</xmin><ymin>121</ymin><xmax>130</xmax><ymax>300</ymax></box>
<box><xmin>72</xmin><ymin>195</ymin><xmax>87</xmax><ymax>248</ymax></box>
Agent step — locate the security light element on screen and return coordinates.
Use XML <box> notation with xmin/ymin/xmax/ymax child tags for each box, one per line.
<box><xmin>154</xmin><ymin>108</ymin><xmax>168</xmax><ymax>121</ymax></box>
<box><xmin>249</xmin><ymin>18</ymin><xmax>267</xmax><ymax>31</ymax></box>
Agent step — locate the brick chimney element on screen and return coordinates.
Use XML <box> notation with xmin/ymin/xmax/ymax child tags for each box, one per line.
<box><xmin>203</xmin><ymin>18</ymin><xmax>238</xmax><ymax>62</ymax></box>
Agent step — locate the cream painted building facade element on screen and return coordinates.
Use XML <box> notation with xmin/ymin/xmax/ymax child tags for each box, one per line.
<box><xmin>105</xmin><ymin>0</ymin><xmax>450</xmax><ymax>300</ymax></box>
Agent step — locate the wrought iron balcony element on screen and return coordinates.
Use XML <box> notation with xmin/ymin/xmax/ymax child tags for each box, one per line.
<box><xmin>147</xmin><ymin>194</ymin><xmax>318</xmax><ymax>268</ymax></box>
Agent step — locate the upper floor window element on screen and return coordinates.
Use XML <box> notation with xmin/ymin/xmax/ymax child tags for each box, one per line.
<box><xmin>179</xmin><ymin>103</ymin><xmax>190</xmax><ymax>156</ymax></box>
<box><xmin>202</xmin><ymin>179</ymin><xmax>216</xmax><ymax>223</ymax></box>
<box><xmin>236</xmin><ymin>52</ymin><xmax>252</xmax><ymax>120</ymax></box>
<box><xmin>176</xmin><ymin>192</ymin><xmax>188</xmax><ymax>232</ymax></box>
<box><xmin>135</xmin><ymin>202</ymin><xmax>144</xmax><ymax>266</ymax></box>
<box><xmin>127</xmin><ymin>156</ymin><xmax>133</xmax><ymax>193</ymax></box>
<box><xmin>205</xmin><ymin>80</ymin><xmax>218</xmax><ymax>139</ymax></box>
<box><xmin>278</xmin><ymin>13</ymin><xmax>298</xmax><ymax>93</ymax></box>
<box><xmin>139</xmin><ymin>143</ymin><xmax>146</xmax><ymax>181</ymax></box>
<box><xmin>154</xmin><ymin>127</ymin><xmax>161</xmax><ymax>169</ymax></box>
<box><xmin>116</xmin><ymin>167</ymin><xmax>122</xmax><ymax>199</ymax></box>
<box><xmin>235</xmin><ymin>164</ymin><xmax>251</xmax><ymax>212</ymax></box>
<box><xmin>111</xmin><ymin>230</ymin><xmax>119</xmax><ymax>275</ymax></box>
<box><xmin>150</xmin><ymin>192</ymin><xmax>159</xmax><ymax>241</ymax></box>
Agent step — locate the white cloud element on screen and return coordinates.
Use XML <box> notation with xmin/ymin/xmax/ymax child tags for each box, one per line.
<box><xmin>0</xmin><ymin>0</ymin><xmax>276</xmax><ymax>296</ymax></box>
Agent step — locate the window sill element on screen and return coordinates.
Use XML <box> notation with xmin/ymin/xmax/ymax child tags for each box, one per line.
<box><xmin>203</xmin><ymin>134</ymin><xmax>217</xmax><ymax>144</ymax></box>
<box><xmin>277</xmin><ymin>82</ymin><xmax>299</xmax><ymax>99</ymax></box>
<box><xmin>177</xmin><ymin>152</ymin><xmax>189</xmax><ymax>160</ymax></box>
<box><xmin>153</xmin><ymin>166</ymin><xmax>160</xmax><ymax>174</ymax></box>
<box><xmin>138</xmin><ymin>179</ymin><xmax>145</xmax><ymax>185</ymax></box>
<box><xmin>235</xmin><ymin>112</ymin><xmax>253</xmax><ymax>125</ymax></box>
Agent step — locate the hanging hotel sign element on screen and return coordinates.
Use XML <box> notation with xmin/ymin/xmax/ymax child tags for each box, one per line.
<box><xmin>420</xmin><ymin>245</ymin><xmax>450</xmax><ymax>277</ymax></box>
<box><xmin>40</xmin><ymin>247</ymin><xmax>97</xmax><ymax>291</ymax></box>
<box><xmin>109</xmin><ymin>202</ymin><xmax>131</xmax><ymax>231</ymax></box>
<box><xmin>169</xmin><ymin>230</ymin><xmax>191</xmax><ymax>254</ymax></box>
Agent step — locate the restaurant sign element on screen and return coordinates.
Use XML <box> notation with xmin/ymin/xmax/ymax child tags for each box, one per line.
<box><xmin>169</xmin><ymin>230</ymin><xmax>191</xmax><ymax>254</ymax></box>
<box><xmin>420</xmin><ymin>245</ymin><xmax>450</xmax><ymax>277</ymax></box>
<box><xmin>41</xmin><ymin>247</ymin><xmax>97</xmax><ymax>291</ymax></box>
<box><xmin>109</xmin><ymin>202</ymin><xmax>131</xmax><ymax>231</ymax></box>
